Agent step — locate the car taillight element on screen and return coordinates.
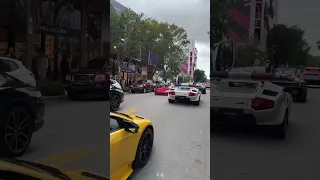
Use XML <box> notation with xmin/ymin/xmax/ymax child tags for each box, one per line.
<box><xmin>251</xmin><ymin>97</ymin><xmax>274</xmax><ymax>110</ymax></box>
<box><xmin>189</xmin><ymin>92</ymin><xmax>197</xmax><ymax>96</ymax></box>
<box><xmin>94</xmin><ymin>75</ymin><xmax>106</xmax><ymax>82</ymax></box>
<box><xmin>169</xmin><ymin>91</ymin><xmax>175</xmax><ymax>95</ymax></box>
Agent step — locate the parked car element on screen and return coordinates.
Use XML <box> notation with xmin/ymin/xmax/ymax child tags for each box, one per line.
<box><xmin>298</xmin><ymin>67</ymin><xmax>320</xmax><ymax>85</ymax></box>
<box><xmin>0</xmin><ymin>57</ymin><xmax>36</xmax><ymax>87</ymax></box>
<box><xmin>65</xmin><ymin>57</ymin><xmax>109</xmax><ymax>100</ymax></box>
<box><xmin>130</xmin><ymin>80</ymin><xmax>155</xmax><ymax>93</ymax></box>
<box><xmin>110</xmin><ymin>79</ymin><xmax>124</xmax><ymax>111</ymax></box>
<box><xmin>0</xmin><ymin>72</ymin><xmax>44</xmax><ymax>157</ymax></box>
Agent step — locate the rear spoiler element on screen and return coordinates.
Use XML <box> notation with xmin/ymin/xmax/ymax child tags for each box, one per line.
<box><xmin>210</xmin><ymin>71</ymin><xmax>294</xmax><ymax>81</ymax></box>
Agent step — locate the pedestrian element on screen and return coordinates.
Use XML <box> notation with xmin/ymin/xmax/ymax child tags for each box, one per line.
<box><xmin>5</xmin><ymin>47</ymin><xmax>17</xmax><ymax>59</ymax></box>
<box><xmin>37</xmin><ymin>52</ymin><xmax>49</xmax><ymax>81</ymax></box>
<box><xmin>60</xmin><ymin>55</ymin><xmax>70</xmax><ymax>82</ymax></box>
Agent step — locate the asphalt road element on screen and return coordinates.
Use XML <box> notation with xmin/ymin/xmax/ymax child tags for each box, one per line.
<box><xmin>211</xmin><ymin>87</ymin><xmax>320</xmax><ymax>180</ymax></box>
<box><xmin>19</xmin><ymin>96</ymin><xmax>109</xmax><ymax>177</ymax></box>
<box><xmin>121</xmin><ymin>91</ymin><xmax>210</xmax><ymax>180</ymax></box>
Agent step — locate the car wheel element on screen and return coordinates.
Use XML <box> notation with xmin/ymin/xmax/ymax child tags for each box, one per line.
<box><xmin>110</xmin><ymin>95</ymin><xmax>121</xmax><ymax>111</ymax></box>
<box><xmin>68</xmin><ymin>92</ymin><xmax>79</xmax><ymax>100</ymax></box>
<box><xmin>168</xmin><ymin>99</ymin><xmax>175</xmax><ymax>103</ymax></box>
<box><xmin>300</xmin><ymin>93</ymin><xmax>307</xmax><ymax>102</ymax></box>
<box><xmin>143</xmin><ymin>88</ymin><xmax>147</xmax><ymax>93</ymax></box>
<box><xmin>203</xmin><ymin>90</ymin><xmax>206</xmax><ymax>94</ymax></box>
<box><xmin>193</xmin><ymin>96</ymin><xmax>200</xmax><ymax>106</ymax></box>
<box><xmin>133</xmin><ymin>127</ymin><xmax>154</xmax><ymax>169</ymax></box>
<box><xmin>0</xmin><ymin>106</ymin><xmax>33</xmax><ymax>157</ymax></box>
<box><xmin>274</xmin><ymin>112</ymin><xmax>288</xmax><ymax>139</ymax></box>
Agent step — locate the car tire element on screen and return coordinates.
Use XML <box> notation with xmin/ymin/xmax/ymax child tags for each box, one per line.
<box><xmin>274</xmin><ymin>111</ymin><xmax>288</xmax><ymax>139</ymax></box>
<box><xmin>132</xmin><ymin>90</ymin><xmax>135</xmax><ymax>93</ymax></box>
<box><xmin>0</xmin><ymin>106</ymin><xmax>33</xmax><ymax>157</ymax></box>
<box><xmin>168</xmin><ymin>99</ymin><xmax>175</xmax><ymax>103</ymax></box>
<box><xmin>193</xmin><ymin>97</ymin><xmax>200</xmax><ymax>106</ymax></box>
<box><xmin>300</xmin><ymin>93</ymin><xmax>307</xmax><ymax>102</ymax></box>
<box><xmin>110</xmin><ymin>95</ymin><xmax>121</xmax><ymax>111</ymax></box>
<box><xmin>133</xmin><ymin>127</ymin><xmax>154</xmax><ymax>169</ymax></box>
<box><xmin>202</xmin><ymin>90</ymin><xmax>206</xmax><ymax>94</ymax></box>
<box><xmin>68</xmin><ymin>92</ymin><xmax>79</xmax><ymax>100</ymax></box>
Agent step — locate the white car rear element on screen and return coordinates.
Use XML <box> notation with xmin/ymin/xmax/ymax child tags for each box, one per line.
<box><xmin>168</xmin><ymin>85</ymin><xmax>201</xmax><ymax>105</ymax></box>
<box><xmin>0</xmin><ymin>57</ymin><xmax>36</xmax><ymax>87</ymax></box>
<box><xmin>211</xmin><ymin>72</ymin><xmax>293</xmax><ymax>138</ymax></box>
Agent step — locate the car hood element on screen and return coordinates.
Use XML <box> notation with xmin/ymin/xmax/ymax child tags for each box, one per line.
<box><xmin>71</xmin><ymin>69</ymin><xmax>101</xmax><ymax>75</ymax></box>
<box><xmin>0</xmin><ymin>159</ymin><xmax>108</xmax><ymax>180</ymax></box>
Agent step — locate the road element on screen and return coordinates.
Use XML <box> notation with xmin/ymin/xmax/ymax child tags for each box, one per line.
<box><xmin>122</xmin><ymin>91</ymin><xmax>210</xmax><ymax>180</ymax></box>
<box><xmin>211</xmin><ymin>87</ymin><xmax>320</xmax><ymax>180</ymax></box>
<box><xmin>19</xmin><ymin>96</ymin><xmax>109</xmax><ymax>177</ymax></box>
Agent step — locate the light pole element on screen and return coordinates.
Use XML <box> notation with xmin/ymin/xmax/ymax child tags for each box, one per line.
<box><xmin>114</xmin><ymin>38</ymin><xmax>125</xmax><ymax>83</ymax></box>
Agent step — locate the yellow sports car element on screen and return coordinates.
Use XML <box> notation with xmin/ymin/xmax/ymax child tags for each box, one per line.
<box><xmin>0</xmin><ymin>158</ymin><xmax>108</xmax><ymax>179</ymax></box>
<box><xmin>110</xmin><ymin>112</ymin><xmax>154</xmax><ymax>180</ymax></box>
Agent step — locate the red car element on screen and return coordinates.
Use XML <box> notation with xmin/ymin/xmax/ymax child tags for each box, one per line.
<box><xmin>155</xmin><ymin>86</ymin><xmax>172</xmax><ymax>95</ymax></box>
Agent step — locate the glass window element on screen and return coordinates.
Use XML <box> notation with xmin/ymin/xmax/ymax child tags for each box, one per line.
<box><xmin>0</xmin><ymin>59</ymin><xmax>13</xmax><ymax>72</ymax></box>
<box><xmin>110</xmin><ymin>117</ymin><xmax>121</xmax><ymax>132</ymax></box>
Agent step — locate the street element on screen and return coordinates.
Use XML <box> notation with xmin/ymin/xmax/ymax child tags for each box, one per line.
<box><xmin>19</xmin><ymin>97</ymin><xmax>109</xmax><ymax>177</ymax></box>
<box><xmin>124</xmin><ymin>91</ymin><xmax>210</xmax><ymax>180</ymax></box>
<box><xmin>211</xmin><ymin>87</ymin><xmax>320</xmax><ymax>180</ymax></box>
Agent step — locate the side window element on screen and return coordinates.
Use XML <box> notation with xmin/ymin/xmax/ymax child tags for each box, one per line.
<box><xmin>110</xmin><ymin>116</ymin><xmax>122</xmax><ymax>132</ymax></box>
<box><xmin>0</xmin><ymin>60</ymin><xmax>12</xmax><ymax>72</ymax></box>
<box><xmin>8</xmin><ymin>61</ymin><xmax>19</xmax><ymax>71</ymax></box>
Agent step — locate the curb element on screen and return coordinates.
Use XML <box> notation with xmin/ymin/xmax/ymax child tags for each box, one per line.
<box><xmin>43</xmin><ymin>95</ymin><xmax>66</xmax><ymax>99</ymax></box>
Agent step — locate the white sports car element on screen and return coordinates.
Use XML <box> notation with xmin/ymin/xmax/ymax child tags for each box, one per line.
<box><xmin>211</xmin><ymin>72</ymin><xmax>293</xmax><ymax>139</ymax></box>
<box><xmin>168</xmin><ymin>84</ymin><xmax>201</xmax><ymax>105</ymax></box>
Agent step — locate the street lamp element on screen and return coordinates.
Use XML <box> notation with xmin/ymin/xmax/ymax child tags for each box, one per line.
<box><xmin>114</xmin><ymin>38</ymin><xmax>125</xmax><ymax>83</ymax></box>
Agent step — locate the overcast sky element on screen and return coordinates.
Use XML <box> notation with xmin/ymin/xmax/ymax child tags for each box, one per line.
<box><xmin>117</xmin><ymin>0</ymin><xmax>210</xmax><ymax>76</ymax></box>
<box><xmin>278</xmin><ymin>0</ymin><xmax>319</xmax><ymax>55</ymax></box>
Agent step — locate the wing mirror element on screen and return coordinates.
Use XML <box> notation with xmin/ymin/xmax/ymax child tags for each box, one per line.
<box><xmin>124</xmin><ymin>121</ymin><xmax>139</xmax><ymax>134</ymax></box>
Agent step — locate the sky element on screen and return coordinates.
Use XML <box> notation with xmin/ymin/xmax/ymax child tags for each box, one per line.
<box><xmin>117</xmin><ymin>0</ymin><xmax>210</xmax><ymax>77</ymax></box>
<box><xmin>278</xmin><ymin>0</ymin><xmax>319</xmax><ymax>55</ymax></box>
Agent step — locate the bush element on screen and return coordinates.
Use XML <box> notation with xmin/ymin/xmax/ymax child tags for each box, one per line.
<box><xmin>37</xmin><ymin>81</ymin><xmax>65</xmax><ymax>96</ymax></box>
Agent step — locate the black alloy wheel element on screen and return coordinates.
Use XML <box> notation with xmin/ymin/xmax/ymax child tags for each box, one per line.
<box><xmin>133</xmin><ymin>128</ymin><xmax>154</xmax><ymax>169</ymax></box>
<box><xmin>110</xmin><ymin>95</ymin><xmax>120</xmax><ymax>111</ymax></box>
<box><xmin>0</xmin><ymin>106</ymin><xmax>33</xmax><ymax>157</ymax></box>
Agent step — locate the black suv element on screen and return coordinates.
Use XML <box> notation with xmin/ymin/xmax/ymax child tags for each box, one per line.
<box><xmin>110</xmin><ymin>79</ymin><xmax>124</xmax><ymax>111</ymax></box>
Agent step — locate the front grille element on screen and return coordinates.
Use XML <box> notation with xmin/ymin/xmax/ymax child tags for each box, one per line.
<box><xmin>81</xmin><ymin>172</ymin><xmax>109</xmax><ymax>180</ymax></box>
<box><xmin>73</xmin><ymin>75</ymin><xmax>93</xmax><ymax>82</ymax></box>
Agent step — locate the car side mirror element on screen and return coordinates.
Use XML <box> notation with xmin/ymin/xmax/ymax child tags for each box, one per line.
<box><xmin>124</xmin><ymin>121</ymin><xmax>139</xmax><ymax>134</ymax></box>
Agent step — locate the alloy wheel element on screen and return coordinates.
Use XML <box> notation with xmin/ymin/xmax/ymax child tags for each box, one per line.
<box><xmin>140</xmin><ymin>133</ymin><xmax>153</xmax><ymax>162</ymax></box>
<box><xmin>111</xmin><ymin>95</ymin><xmax>120</xmax><ymax>111</ymax></box>
<box><xmin>5</xmin><ymin>110</ymin><xmax>32</xmax><ymax>154</ymax></box>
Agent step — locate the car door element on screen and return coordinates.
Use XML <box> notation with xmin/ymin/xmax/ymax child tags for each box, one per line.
<box><xmin>110</xmin><ymin>116</ymin><xmax>139</xmax><ymax>177</ymax></box>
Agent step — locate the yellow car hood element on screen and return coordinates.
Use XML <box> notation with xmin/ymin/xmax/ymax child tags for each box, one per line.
<box><xmin>0</xmin><ymin>159</ymin><xmax>108</xmax><ymax>180</ymax></box>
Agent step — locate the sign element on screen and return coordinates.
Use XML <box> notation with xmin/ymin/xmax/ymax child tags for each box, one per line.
<box><xmin>37</xmin><ymin>25</ymin><xmax>80</xmax><ymax>37</ymax></box>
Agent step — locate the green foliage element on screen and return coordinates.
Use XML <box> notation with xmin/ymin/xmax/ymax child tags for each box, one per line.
<box><xmin>110</xmin><ymin>9</ymin><xmax>189</xmax><ymax>78</ymax></box>
<box><xmin>210</xmin><ymin>0</ymin><xmax>228</xmax><ymax>46</ymax></box>
<box><xmin>177</xmin><ymin>75</ymin><xmax>183</xmax><ymax>83</ymax></box>
<box><xmin>193</xmin><ymin>69</ymin><xmax>207</xmax><ymax>83</ymax></box>
<box><xmin>182</xmin><ymin>76</ymin><xmax>192</xmax><ymax>83</ymax></box>
<box><xmin>267</xmin><ymin>24</ymin><xmax>310</xmax><ymax>67</ymax></box>
<box><xmin>37</xmin><ymin>81</ymin><xmax>65</xmax><ymax>96</ymax></box>
<box><xmin>234</xmin><ymin>44</ymin><xmax>265</xmax><ymax>67</ymax></box>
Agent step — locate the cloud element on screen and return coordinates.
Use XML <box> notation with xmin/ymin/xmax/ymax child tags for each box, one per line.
<box><xmin>117</xmin><ymin>0</ymin><xmax>210</xmax><ymax>76</ymax></box>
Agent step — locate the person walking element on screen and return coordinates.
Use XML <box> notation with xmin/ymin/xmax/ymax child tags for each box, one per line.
<box><xmin>5</xmin><ymin>47</ymin><xmax>17</xmax><ymax>59</ymax></box>
<box><xmin>37</xmin><ymin>52</ymin><xmax>48</xmax><ymax>81</ymax></box>
<box><xmin>60</xmin><ymin>55</ymin><xmax>70</xmax><ymax>82</ymax></box>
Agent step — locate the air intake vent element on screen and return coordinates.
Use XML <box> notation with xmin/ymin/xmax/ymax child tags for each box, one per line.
<box><xmin>81</xmin><ymin>172</ymin><xmax>109</xmax><ymax>180</ymax></box>
<box><xmin>135</xmin><ymin>116</ymin><xmax>144</xmax><ymax>119</ymax></box>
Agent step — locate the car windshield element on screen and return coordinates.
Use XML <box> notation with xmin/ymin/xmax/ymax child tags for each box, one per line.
<box><xmin>137</xmin><ymin>80</ymin><xmax>146</xmax><ymax>84</ymax></box>
<box><xmin>83</xmin><ymin>59</ymin><xmax>106</xmax><ymax>69</ymax></box>
<box><xmin>178</xmin><ymin>87</ymin><xmax>191</xmax><ymax>91</ymax></box>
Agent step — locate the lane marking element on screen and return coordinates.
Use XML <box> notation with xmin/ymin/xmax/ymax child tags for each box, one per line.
<box><xmin>36</xmin><ymin>149</ymin><xmax>95</xmax><ymax>167</ymax></box>
<box><xmin>122</xmin><ymin>108</ymin><xmax>140</xmax><ymax>115</ymax></box>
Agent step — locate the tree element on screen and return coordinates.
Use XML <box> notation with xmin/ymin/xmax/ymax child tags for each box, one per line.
<box><xmin>163</xmin><ymin>50</ymin><xmax>183</xmax><ymax>81</ymax></box>
<box><xmin>111</xmin><ymin>9</ymin><xmax>189</xmax><ymax>80</ymax></box>
<box><xmin>267</xmin><ymin>24</ymin><xmax>310</xmax><ymax>67</ymax></box>
<box><xmin>234</xmin><ymin>44</ymin><xmax>266</xmax><ymax>67</ymax></box>
<box><xmin>17</xmin><ymin>0</ymin><xmax>68</xmax><ymax>70</ymax></box>
<box><xmin>193</xmin><ymin>69</ymin><xmax>207</xmax><ymax>83</ymax></box>
<box><xmin>210</xmin><ymin>0</ymin><xmax>228</xmax><ymax>46</ymax></box>
<box><xmin>182</xmin><ymin>75</ymin><xmax>192</xmax><ymax>83</ymax></box>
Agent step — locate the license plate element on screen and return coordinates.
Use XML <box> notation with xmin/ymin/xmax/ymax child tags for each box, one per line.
<box><xmin>177</xmin><ymin>96</ymin><xmax>186</xmax><ymax>99</ymax></box>
<box><xmin>217</xmin><ymin>108</ymin><xmax>243</xmax><ymax>116</ymax></box>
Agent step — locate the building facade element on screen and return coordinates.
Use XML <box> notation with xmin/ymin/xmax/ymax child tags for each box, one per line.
<box><xmin>181</xmin><ymin>39</ymin><xmax>197</xmax><ymax>77</ymax></box>
<box><xmin>225</xmin><ymin>0</ymin><xmax>278</xmax><ymax>52</ymax></box>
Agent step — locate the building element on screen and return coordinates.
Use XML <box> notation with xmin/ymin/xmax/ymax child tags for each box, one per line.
<box><xmin>0</xmin><ymin>0</ymin><xmax>109</xmax><ymax>73</ymax></box>
<box><xmin>225</xmin><ymin>0</ymin><xmax>278</xmax><ymax>51</ymax></box>
<box><xmin>181</xmin><ymin>39</ymin><xmax>197</xmax><ymax>77</ymax></box>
